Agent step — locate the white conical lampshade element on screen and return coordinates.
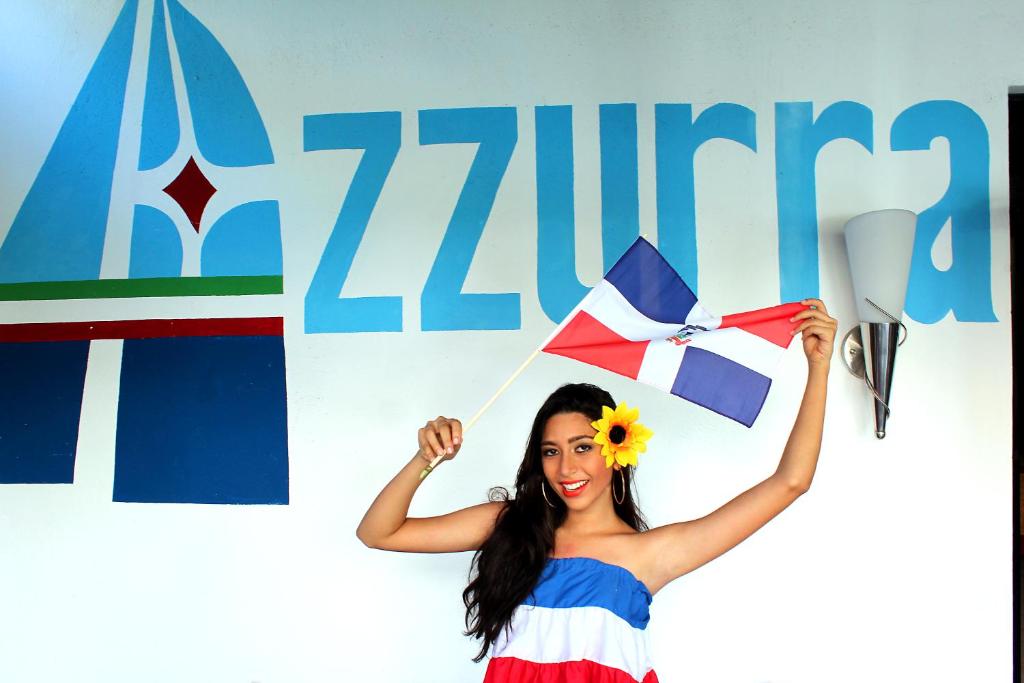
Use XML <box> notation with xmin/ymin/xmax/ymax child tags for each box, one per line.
<box><xmin>844</xmin><ymin>209</ymin><xmax>917</xmax><ymax>322</ymax></box>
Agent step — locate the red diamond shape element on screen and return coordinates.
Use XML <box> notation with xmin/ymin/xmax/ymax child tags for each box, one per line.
<box><xmin>163</xmin><ymin>156</ymin><xmax>217</xmax><ymax>232</ymax></box>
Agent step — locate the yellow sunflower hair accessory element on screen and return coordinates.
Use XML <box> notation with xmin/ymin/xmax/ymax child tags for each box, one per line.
<box><xmin>591</xmin><ymin>403</ymin><xmax>653</xmax><ymax>468</ymax></box>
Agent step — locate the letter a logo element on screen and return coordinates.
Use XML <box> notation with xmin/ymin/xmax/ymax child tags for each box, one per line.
<box><xmin>0</xmin><ymin>0</ymin><xmax>289</xmax><ymax>505</ymax></box>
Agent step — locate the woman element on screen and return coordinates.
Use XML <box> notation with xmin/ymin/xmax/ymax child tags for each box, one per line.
<box><xmin>357</xmin><ymin>299</ymin><xmax>837</xmax><ymax>682</ymax></box>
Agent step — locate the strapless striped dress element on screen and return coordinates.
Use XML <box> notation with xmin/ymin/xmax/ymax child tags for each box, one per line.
<box><xmin>483</xmin><ymin>557</ymin><xmax>658</xmax><ymax>683</ymax></box>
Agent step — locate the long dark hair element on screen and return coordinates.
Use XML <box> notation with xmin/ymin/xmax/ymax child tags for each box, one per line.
<box><xmin>462</xmin><ymin>383</ymin><xmax>648</xmax><ymax>661</ymax></box>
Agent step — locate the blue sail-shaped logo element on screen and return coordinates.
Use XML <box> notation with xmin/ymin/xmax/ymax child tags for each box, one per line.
<box><xmin>164</xmin><ymin>0</ymin><xmax>274</xmax><ymax>168</ymax></box>
<box><xmin>0</xmin><ymin>0</ymin><xmax>282</xmax><ymax>284</ymax></box>
<box><xmin>129</xmin><ymin>0</ymin><xmax>282</xmax><ymax>279</ymax></box>
<box><xmin>0</xmin><ymin>0</ymin><xmax>138</xmax><ymax>283</ymax></box>
<box><xmin>0</xmin><ymin>0</ymin><xmax>288</xmax><ymax>505</ymax></box>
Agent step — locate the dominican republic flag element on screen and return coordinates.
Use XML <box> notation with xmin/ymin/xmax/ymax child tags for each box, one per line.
<box><xmin>541</xmin><ymin>238</ymin><xmax>805</xmax><ymax>427</ymax></box>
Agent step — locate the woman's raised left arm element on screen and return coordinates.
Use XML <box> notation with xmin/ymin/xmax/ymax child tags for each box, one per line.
<box><xmin>638</xmin><ymin>299</ymin><xmax>837</xmax><ymax>593</ymax></box>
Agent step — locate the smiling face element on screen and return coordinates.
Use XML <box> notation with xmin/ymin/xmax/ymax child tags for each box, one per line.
<box><xmin>540</xmin><ymin>411</ymin><xmax>616</xmax><ymax>509</ymax></box>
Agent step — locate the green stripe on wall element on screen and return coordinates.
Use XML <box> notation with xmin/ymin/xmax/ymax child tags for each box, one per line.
<box><xmin>0</xmin><ymin>276</ymin><xmax>283</xmax><ymax>301</ymax></box>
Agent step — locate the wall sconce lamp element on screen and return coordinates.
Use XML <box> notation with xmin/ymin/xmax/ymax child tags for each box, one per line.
<box><xmin>841</xmin><ymin>209</ymin><xmax>917</xmax><ymax>439</ymax></box>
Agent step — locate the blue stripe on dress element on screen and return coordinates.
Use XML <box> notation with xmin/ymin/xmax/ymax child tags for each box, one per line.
<box><xmin>524</xmin><ymin>557</ymin><xmax>652</xmax><ymax>630</ymax></box>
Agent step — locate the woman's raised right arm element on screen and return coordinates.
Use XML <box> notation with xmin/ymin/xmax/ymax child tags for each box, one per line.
<box><xmin>356</xmin><ymin>417</ymin><xmax>504</xmax><ymax>553</ymax></box>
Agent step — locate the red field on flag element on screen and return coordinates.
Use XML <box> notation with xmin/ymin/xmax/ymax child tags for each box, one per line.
<box><xmin>543</xmin><ymin>311</ymin><xmax>649</xmax><ymax>380</ymax></box>
<box><xmin>721</xmin><ymin>302</ymin><xmax>805</xmax><ymax>348</ymax></box>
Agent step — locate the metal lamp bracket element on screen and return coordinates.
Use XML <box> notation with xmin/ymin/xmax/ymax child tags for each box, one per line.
<box><xmin>841</xmin><ymin>306</ymin><xmax>907</xmax><ymax>437</ymax></box>
<box><xmin>841</xmin><ymin>326</ymin><xmax>866</xmax><ymax>379</ymax></box>
<box><xmin>842</xmin><ymin>299</ymin><xmax>908</xmax><ymax>381</ymax></box>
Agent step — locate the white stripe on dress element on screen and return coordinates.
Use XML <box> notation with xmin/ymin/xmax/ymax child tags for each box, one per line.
<box><xmin>491</xmin><ymin>605</ymin><xmax>655</xmax><ymax>683</ymax></box>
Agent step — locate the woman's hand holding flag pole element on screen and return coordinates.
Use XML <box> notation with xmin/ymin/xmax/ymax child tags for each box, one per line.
<box><xmin>419</xmin><ymin>348</ymin><xmax>541</xmax><ymax>479</ymax></box>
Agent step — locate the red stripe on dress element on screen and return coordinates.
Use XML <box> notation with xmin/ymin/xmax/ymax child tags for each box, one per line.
<box><xmin>483</xmin><ymin>657</ymin><xmax>658</xmax><ymax>683</ymax></box>
<box><xmin>720</xmin><ymin>302</ymin><xmax>805</xmax><ymax>348</ymax></box>
<box><xmin>542</xmin><ymin>311</ymin><xmax>649</xmax><ymax>380</ymax></box>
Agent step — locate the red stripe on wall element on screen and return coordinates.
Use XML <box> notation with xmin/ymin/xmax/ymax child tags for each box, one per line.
<box><xmin>720</xmin><ymin>302</ymin><xmax>806</xmax><ymax>348</ymax></box>
<box><xmin>484</xmin><ymin>657</ymin><xmax>658</xmax><ymax>683</ymax></box>
<box><xmin>543</xmin><ymin>311</ymin><xmax>649</xmax><ymax>380</ymax></box>
<box><xmin>0</xmin><ymin>317</ymin><xmax>283</xmax><ymax>343</ymax></box>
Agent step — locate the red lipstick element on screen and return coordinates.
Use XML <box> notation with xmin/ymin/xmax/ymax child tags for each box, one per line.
<box><xmin>560</xmin><ymin>479</ymin><xmax>590</xmax><ymax>497</ymax></box>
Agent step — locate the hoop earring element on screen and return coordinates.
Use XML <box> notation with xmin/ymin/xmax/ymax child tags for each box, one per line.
<box><xmin>613</xmin><ymin>468</ymin><xmax>626</xmax><ymax>506</ymax></box>
<box><xmin>540</xmin><ymin>481</ymin><xmax>556</xmax><ymax>508</ymax></box>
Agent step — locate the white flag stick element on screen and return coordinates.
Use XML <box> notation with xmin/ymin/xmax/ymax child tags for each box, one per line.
<box><xmin>419</xmin><ymin>348</ymin><xmax>542</xmax><ymax>480</ymax></box>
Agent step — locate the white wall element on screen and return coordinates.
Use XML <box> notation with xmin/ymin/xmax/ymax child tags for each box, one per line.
<box><xmin>0</xmin><ymin>1</ymin><xmax>1015</xmax><ymax>681</ymax></box>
